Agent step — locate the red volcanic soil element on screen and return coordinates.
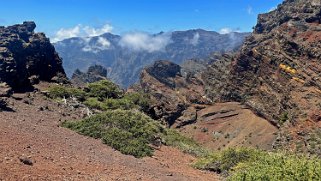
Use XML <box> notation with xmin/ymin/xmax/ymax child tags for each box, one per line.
<box><xmin>0</xmin><ymin>83</ymin><xmax>219</xmax><ymax>181</ymax></box>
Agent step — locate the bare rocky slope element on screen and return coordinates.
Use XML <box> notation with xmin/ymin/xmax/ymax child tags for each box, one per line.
<box><xmin>136</xmin><ymin>60</ymin><xmax>278</xmax><ymax>150</ymax></box>
<box><xmin>209</xmin><ymin>0</ymin><xmax>321</xmax><ymax>125</ymax></box>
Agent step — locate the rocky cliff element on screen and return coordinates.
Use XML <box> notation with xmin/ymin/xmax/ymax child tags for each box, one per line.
<box><xmin>210</xmin><ymin>0</ymin><xmax>321</xmax><ymax>124</ymax></box>
<box><xmin>71</xmin><ymin>65</ymin><xmax>108</xmax><ymax>86</ymax></box>
<box><xmin>0</xmin><ymin>22</ymin><xmax>66</xmax><ymax>92</ymax></box>
<box><xmin>138</xmin><ymin>60</ymin><xmax>209</xmax><ymax>127</ymax></box>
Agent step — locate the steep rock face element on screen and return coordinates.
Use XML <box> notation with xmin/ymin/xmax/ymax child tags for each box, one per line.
<box><xmin>71</xmin><ymin>65</ymin><xmax>108</xmax><ymax>86</ymax></box>
<box><xmin>214</xmin><ymin>0</ymin><xmax>321</xmax><ymax>123</ymax></box>
<box><xmin>139</xmin><ymin>60</ymin><xmax>209</xmax><ymax>127</ymax></box>
<box><xmin>145</xmin><ymin>61</ymin><xmax>181</xmax><ymax>88</ymax></box>
<box><xmin>0</xmin><ymin>22</ymin><xmax>66</xmax><ymax>91</ymax></box>
<box><xmin>201</xmin><ymin>53</ymin><xmax>235</xmax><ymax>101</ymax></box>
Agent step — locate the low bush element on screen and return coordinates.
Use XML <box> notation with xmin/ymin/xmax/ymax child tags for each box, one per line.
<box><xmin>47</xmin><ymin>81</ymin><xmax>151</xmax><ymax>112</ymax></box>
<box><xmin>62</xmin><ymin>109</ymin><xmax>163</xmax><ymax>158</ymax></box>
<box><xmin>47</xmin><ymin>85</ymin><xmax>86</xmax><ymax>100</ymax></box>
<box><xmin>104</xmin><ymin>98</ymin><xmax>135</xmax><ymax>110</ymax></box>
<box><xmin>86</xmin><ymin>80</ymin><xmax>123</xmax><ymax>100</ymax></box>
<box><xmin>163</xmin><ymin>129</ymin><xmax>209</xmax><ymax>157</ymax></box>
<box><xmin>194</xmin><ymin>147</ymin><xmax>321</xmax><ymax>181</ymax></box>
<box><xmin>83</xmin><ymin>98</ymin><xmax>106</xmax><ymax>110</ymax></box>
<box><xmin>62</xmin><ymin>109</ymin><xmax>205</xmax><ymax>158</ymax></box>
<box><xmin>123</xmin><ymin>92</ymin><xmax>150</xmax><ymax>111</ymax></box>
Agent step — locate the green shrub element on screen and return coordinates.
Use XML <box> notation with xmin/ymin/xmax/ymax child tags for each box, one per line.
<box><xmin>278</xmin><ymin>112</ymin><xmax>288</xmax><ymax>125</ymax></box>
<box><xmin>194</xmin><ymin>147</ymin><xmax>261</xmax><ymax>173</ymax></box>
<box><xmin>104</xmin><ymin>98</ymin><xmax>135</xmax><ymax>110</ymax></box>
<box><xmin>47</xmin><ymin>85</ymin><xmax>86</xmax><ymax>100</ymax></box>
<box><xmin>194</xmin><ymin>147</ymin><xmax>321</xmax><ymax>180</ymax></box>
<box><xmin>47</xmin><ymin>81</ymin><xmax>152</xmax><ymax>113</ymax></box>
<box><xmin>123</xmin><ymin>92</ymin><xmax>150</xmax><ymax>111</ymax></box>
<box><xmin>86</xmin><ymin>80</ymin><xmax>123</xmax><ymax>100</ymax></box>
<box><xmin>229</xmin><ymin>153</ymin><xmax>321</xmax><ymax>180</ymax></box>
<box><xmin>163</xmin><ymin>129</ymin><xmax>209</xmax><ymax>157</ymax></box>
<box><xmin>84</xmin><ymin>98</ymin><xmax>136</xmax><ymax>110</ymax></box>
<box><xmin>84</xmin><ymin>98</ymin><xmax>107</xmax><ymax>110</ymax></box>
<box><xmin>62</xmin><ymin>109</ymin><xmax>162</xmax><ymax>158</ymax></box>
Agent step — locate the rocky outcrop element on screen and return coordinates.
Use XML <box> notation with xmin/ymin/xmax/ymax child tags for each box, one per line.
<box><xmin>145</xmin><ymin>61</ymin><xmax>181</xmax><ymax>88</ymax></box>
<box><xmin>210</xmin><ymin>0</ymin><xmax>321</xmax><ymax>124</ymax></box>
<box><xmin>71</xmin><ymin>65</ymin><xmax>108</xmax><ymax>86</ymax></box>
<box><xmin>201</xmin><ymin>53</ymin><xmax>235</xmax><ymax>101</ymax></box>
<box><xmin>139</xmin><ymin>60</ymin><xmax>210</xmax><ymax>127</ymax></box>
<box><xmin>0</xmin><ymin>22</ymin><xmax>66</xmax><ymax>91</ymax></box>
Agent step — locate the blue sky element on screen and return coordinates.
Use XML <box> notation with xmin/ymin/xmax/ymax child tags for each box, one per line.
<box><xmin>0</xmin><ymin>0</ymin><xmax>283</xmax><ymax>41</ymax></box>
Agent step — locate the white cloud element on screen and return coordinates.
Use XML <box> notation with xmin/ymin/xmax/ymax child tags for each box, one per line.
<box><xmin>97</xmin><ymin>37</ymin><xmax>111</xmax><ymax>48</ymax></box>
<box><xmin>51</xmin><ymin>24</ymin><xmax>113</xmax><ymax>43</ymax></box>
<box><xmin>190</xmin><ymin>32</ymin><xmax>200</xmax><ymax>46</ymax></box>
<box><xmin>82</xmin><ymin>37</ymin><xmax>111</xmax><ymax>53</ymax></box>
<box><xmin>119</xmin><ymin>32</ymin><xmax>172</xmax><ymax>52</ymax></box>
<box><xmin>219</xmin><ymin>28</ymin><xmax>241</xmax><ymax>35</ymax></box>
<box><xmin>219</xmin><ymin>28</ymin><xmax>233</xmax><ymax>34</ymax></box>
<box><xmin>83</xmin><ymin>24</ymin><xmax>113</xmax><ymax>37</ymax></box>
<box><xmin>247</xmin><ymin>6</ymin><xmax>253</xmax><ymax>15</ymax></box>
<box><xmin>52</xmin><ymin>25</ymin><xmax>81</xmax><ymax>43</ymax></box>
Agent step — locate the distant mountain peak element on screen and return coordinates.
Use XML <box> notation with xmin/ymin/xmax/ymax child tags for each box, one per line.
<box><xmin>54</xmin><ymin>29</ymin><xmax>250</xmax><ymax>87</ymax></box>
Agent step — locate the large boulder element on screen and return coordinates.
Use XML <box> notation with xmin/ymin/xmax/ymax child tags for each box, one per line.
<box><xmin>0</xmin><ymin>21</ymin><xmax>66</xmax><ymax>91</ymax></box>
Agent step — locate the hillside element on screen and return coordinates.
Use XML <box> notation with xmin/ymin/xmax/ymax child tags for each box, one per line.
<box><xmin>0</xmin><ymin>81</ymin><xmax>222</xmax><ymax>180</ymax></box>
<box><xmin>206</xmin><ymin>0</ymin><xmax>321</xmax><ymax>152</ymax></box>
<box><xmin>0</xmin><ymin>22</ymin><xmax>220</xmax><ymax>180</ymax></box>
<box><xmin>219</xmin><ymin>0</ymin><xmax>320</xmax><ymax>123</ymax></box>
<box><xmin>54</xmin><ymin>30</ymin><xmax>249</xmax><ymax>87</ymax></box>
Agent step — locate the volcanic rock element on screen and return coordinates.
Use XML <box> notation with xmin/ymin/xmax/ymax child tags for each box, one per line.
<box><xmin>71</xmin><ymin>65</ymin><xmax>108</xmax><ymax>86</ymax></box>
<box><xmin>0</xmin><ymin>22</ymin><xmax>66</xmax><ymax>91</ymax></box>
<box><xmin>210</xmin><ymin>0</ymin><xmax>321</xmax><ymax>123</ymax></box>
<box><xmin>139</xmin><ymin>60</ymin><xmax>209</xmax><ymax>126</ymax></box>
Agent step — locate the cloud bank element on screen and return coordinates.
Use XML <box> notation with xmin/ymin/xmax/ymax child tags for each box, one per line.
<box><xmin>51</xmin><ymin>24</ymin><xmax>113</xmax><ymax>43</ymax></box>
<box><xmin>82</xmin><ymin>37</ymin><xmax>111</xmax><ymax>53</ymax></box>
<box><xmin>219</xmin><ymin>28</ymin><xmax>233</xmax><ymax>34</ymax></box>
<box><xmin>190</xmin><ymin>32</ymin><xmax>200</xmax><ymax>46</ymax></box>
<box><xmin>219</xmin><ymin>28</ymin><xmax>240</xmax><ymax>34</ymax></box>
<box><xmin>119</xmin><ymin>32</ymin><xmax>172</xmax><ymax>52</ymax></box>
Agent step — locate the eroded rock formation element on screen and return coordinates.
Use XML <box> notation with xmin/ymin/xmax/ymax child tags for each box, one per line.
<box><xmin>0</xmin><ymin>21</ymin><xmax>66</xmax><ymax>91</ymax></box>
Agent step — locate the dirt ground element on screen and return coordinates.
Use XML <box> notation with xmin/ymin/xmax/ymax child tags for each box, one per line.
<box><xmin>180</xmin><ymin>102</ymin><xmax>278</xmax><ymax>151</ymax></box>
<box><xmin>0</xmin><ymin>84</ymin><xmax>220</xmax><ymax>181</ymax></box>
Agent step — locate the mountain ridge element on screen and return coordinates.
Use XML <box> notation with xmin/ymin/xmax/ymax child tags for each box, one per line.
<box><xmin>54</xmin><ymin>29</ymin><xmax>249</xmax><ymax>87</ymax></box>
